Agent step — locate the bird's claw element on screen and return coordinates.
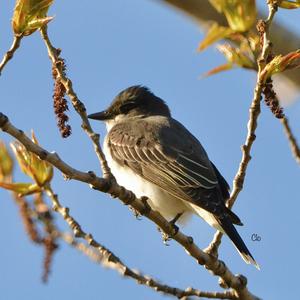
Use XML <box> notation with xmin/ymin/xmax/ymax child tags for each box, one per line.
<box><xmin>157</xmin><ymin>213</ymin><xmax>183</xmax><ymax>245</ymax></box>
<box><xmin>157</xmin><ymin>227</ymin><xmax>172</xmax><ymax>245</ymax></box>
<box><xmin>129</xmin><ymin>206</ymin><xmax>142</xmax><ymax>219</ymax></box>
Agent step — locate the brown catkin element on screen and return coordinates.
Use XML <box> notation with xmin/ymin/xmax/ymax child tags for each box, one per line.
<box><xmin>52</xmin><ymin>49</ymin><xmax>72</xmax><ymax>138</ymax></box>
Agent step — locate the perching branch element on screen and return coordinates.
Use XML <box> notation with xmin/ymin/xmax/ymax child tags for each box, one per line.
<box><xmin>206</xmin><ymin>2</ymin><xmax>279</xmax><ymax>256</ymax></box>
<box><xmin>0</xmin><ymin>35</ymin><xmax>22</xmax><ymax>76</ymax></box>
<box><xmin>0</xmin><ymin>113</ymin><xmax>260</xmax><ymax>300</ymax></box>
<box><xmin>47</xmin><ymin>189</ymin><xmax>237</xmax><ymax>300</ymax></box>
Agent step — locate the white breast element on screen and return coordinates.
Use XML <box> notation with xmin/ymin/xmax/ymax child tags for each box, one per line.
<box><xmin>103</xmin><ymin>123</ymin><xmax>220</xmax><ymax>230</ymax></box>
<box><xmin>103</xmin><ymin>137</ymin><xmax>192</xmax><ymax>224</ymax></box>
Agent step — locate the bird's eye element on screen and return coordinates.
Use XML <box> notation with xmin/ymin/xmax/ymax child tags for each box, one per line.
<box><xmin>119</xmin><ymin>101</ymin><xmax>137</xmax><ymax>114</ymax></box>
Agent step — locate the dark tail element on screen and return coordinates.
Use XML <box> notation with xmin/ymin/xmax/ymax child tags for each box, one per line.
<box><xmin>217</xmin><ymin>217</ymin><xmax>260</xmax><ymax>269</ymax></box>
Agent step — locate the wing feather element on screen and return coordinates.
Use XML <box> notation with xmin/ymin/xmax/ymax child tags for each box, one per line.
<box><xmin>107</xmin><ymin>117</ymin><xmax>230</xmax><ymax>218</ymax></box>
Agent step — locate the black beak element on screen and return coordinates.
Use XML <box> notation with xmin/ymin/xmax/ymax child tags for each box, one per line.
<box><xmin>87</xmin><ymin>110</ymin><xmax>110</xmax><ymax>121</ymax></box>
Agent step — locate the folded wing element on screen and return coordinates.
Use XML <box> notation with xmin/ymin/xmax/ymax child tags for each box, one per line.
<box><xmin>107</xmin><ymin>117</ymin><xmax>239</xmax><ymax>223</ymax></box>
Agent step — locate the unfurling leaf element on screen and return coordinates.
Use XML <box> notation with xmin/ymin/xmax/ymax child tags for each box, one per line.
<box><xmin>26</xmin><ymin>16</ymin><xmax>54</xmax><ymax>32</ymax></box>
<box><xmin>198</xmin><ymin>23</ymin><xmax>234</xmax><ymax>51</ymax></box>
<box><xmin>244</xmin><ymin>33</ymin><xmax>261</xmax><ymax>58</ymax></box>
<box><xmin>278</xmin><ymin>0</ymin><xmax>300</xmax><ymax>9</ymax></box>
<box><xmin>12</xmin><ymin>0</ymin><xmax>54</xmax><ymax>36</ymax></box>
<box><xmin>0</xmin><ymin>141</ymin><xmax>14</xmax><ymax>180</ymax></box>
<box><xmin>203</xmin><ymin>63</ymin><xmax>233</xmax><ymax>77</ymax></box>
<box><xmin>209</xmin><ymin>0</ymin><xmax>257</xmax><ymax>32</ymax></box>
<box><xmin>217</xmin><ymin>44</ymin><xmax>256</xmax><ymax>69</ymax></box>
<box><xmin>202</xmin><ymin>43</ymin><xmax>256</xmax><ymax>77</ymax></box>
<box><xmin>260</xmin><ymin>50</ymin><xmax>300</xmax><ymax>83</ymax></box>
<box><xmin>10</xmin><ymin>131</ymin><xmax>53</xmax><ymax>186</ymax></box>
<box><xmin>0</xmin><ymin>182</ymin><xmax>41</xmax><ymax>195</ymax></box>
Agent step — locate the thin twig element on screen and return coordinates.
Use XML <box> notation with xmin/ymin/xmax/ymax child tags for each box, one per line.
<box><xmin>0</xmin><ymin>35</ymin><xmax>22</xmax><ymax>75</ymax></box>
<box><xmin>206</xmin><ymin>2</ymin><xmax>278</xmax><ymax>256</ymax></box>
<box><xmin>58</xmin><ymin>232</ymin><xmax>103</xmax><ymax>263</ymax></box>
<box><xmin>47</xmin><ymin>189</ymin><xmax>237</xmax><ymax>300</ymax></box>
<box><xmin>39</xmin><ymin>26</ymin><xmax>111</xmax><ymax>179</ymax></box>
<box><xmin>229</xmin><ymin>1</ymin><xmax>276</xmax><ymax>208</ymax></box>
<box><xmin>0</xmin><ymin>113</ymin><xmax>260</xmax><ymax>300</ymax></box>
<box><xmin>281</xmin><ymin>117</ymin><xmax>300</xmax><ymax>165</ymax></box>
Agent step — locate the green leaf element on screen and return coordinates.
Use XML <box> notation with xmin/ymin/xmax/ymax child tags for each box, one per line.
<box><xmin>209</xmin><ymin>0</ymin><xmax>257</xmax><ymax>32</ymax></box>
<box><xmin>0</xmin><ymin>182</ymin><xmax>41</xmax><ymax>195</ymax></box>
<box><xmin>10</xmin><ymin>132</ymin><xmax>53</xmax><ymax>187</ymax></box>
<box><xmin>209</xmin><ymin>0</ymin><xmax>224</xmax><ymax>12</ymax></box>
<box><xmin>28</xmin><ymin>0</ymin><xmax>54</xmax><ymax>16</ymax></box>
<box><xmin>278</xmin><ymin>0</ymin><xmax>300</xmax><ymax>9</ymax></box>
<box><xmin>198</xmin><ymin>23</ymin><xmax>234</xmax><ymax>51</ymax></box>
<box><xmin>0</xmin><ymin>141</ymin><xmax>14</xmax><ymax>179</ymax></box>
<box><xmin>260</xmin><ymin>50</ymin><xmax>300</xmax><ymax>83</ymax></box>
<box><xmin>217</xmin><ymin>44</ymin><xmax>256</xmax><ymax>69</ymax></box>
<box><xmin>27</xmin><ymin>16</ymin><xmax>53</xmax><ymax>31</ymax></box>
<box><xmin>203</xmin><ymin>63</ymin><xmax>233</xmax><ymax>77</ymax></box>
<box><xmin>12</xmin><ymin>0</ymin><xmax>54</xmax><ymax>36</ymax></box>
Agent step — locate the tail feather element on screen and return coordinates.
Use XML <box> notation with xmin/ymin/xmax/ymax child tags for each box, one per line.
<box><xmin>217</xmin><ymin>217</ymin><xmax>260</xmax><ymax>270</ymax></box>
<box><xmin>225</xmin><ymin>207</ymin><xmax>243</xmax><ymax>226</ymax></box>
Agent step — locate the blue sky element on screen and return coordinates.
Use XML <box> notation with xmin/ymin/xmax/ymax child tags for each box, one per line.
<box><xmin>1</xmin><ymin>1</ymin><xmax>300</xmax><ymax>299</ymax></box>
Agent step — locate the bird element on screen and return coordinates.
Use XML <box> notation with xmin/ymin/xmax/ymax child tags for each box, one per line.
<box><xmin>88</xmin><ymin>85</ymin><xmax>259</xmax><ymax>268</ymax></box>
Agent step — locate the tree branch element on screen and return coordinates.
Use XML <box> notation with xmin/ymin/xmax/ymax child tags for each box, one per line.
<box><xmin>281</xmin><ymin>116</ymin><xmax>300</xmax><ymax>165</ymax></box>
<box><xmin>206</xmin><ymin>2</ymin><xmax>278</xmax><ymax>256</ymax></box>
<box><xmin>0</xmin><ymin>112</ymin><xmax>260</xmax><ymax>300</ymax></box>
<box><xmin>56</xmin><ymin>231</ymin><xmax>237</xmax><ymax>299</ymax></box>
<box><xmin>0</xmin><ymin>35</ymin><xmax>22</xmax><ymax>76</ymax></box>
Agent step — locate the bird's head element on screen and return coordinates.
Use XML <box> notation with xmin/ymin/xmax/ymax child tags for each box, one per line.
<box><xmin>88</xmin><ymin>86</ymin><xmax>171</xmax><ymax>125</ymax></box>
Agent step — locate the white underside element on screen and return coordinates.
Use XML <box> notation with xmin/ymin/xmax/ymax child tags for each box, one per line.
<box><xmin>104</xmin><ymin>128</ymin><xmax>220</xmax><ymax>229</ymax></box>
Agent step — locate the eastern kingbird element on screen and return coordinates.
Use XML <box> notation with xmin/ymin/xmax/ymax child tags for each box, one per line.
<box><xmin>88</xmin><ymin>85</ymin><xmax>258</xmax><ymax>268</ymax></box>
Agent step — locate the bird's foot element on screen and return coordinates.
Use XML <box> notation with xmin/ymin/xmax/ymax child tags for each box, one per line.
<box><xmin>157</xmin><ymin>212</ymin><xmax>183</xmax><ymax>245</ymax></box>
<box><xmin>139</xmin><ymin>196</ymin><xmax>151</xmax><ymax>216</ymax></box>
<box><xmin>129</xmin><ymin>196</ymin><xmax>151</xmax><ymax>220</ymax></box>
<box><xmin>157</xmin><ymin>227</ymin><xmax>172</xmax><ymax>245</ymax></box>
<box><xmin>170</xmin><ymin>212</ymin><xmax>183</xmax><ymax>227</ymax></box>
<box><xmin>129</xmin><ymin>206</ymin><xmax>142</xmax><ymax>220</ymax></box>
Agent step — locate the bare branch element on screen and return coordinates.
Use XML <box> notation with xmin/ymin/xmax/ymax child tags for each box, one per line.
<box><xmin>46</xmin><ymin>187</ymin><xmax>237</xmax><ymax>299</ymax></box>
<box><xmin>281</xmin><ymin>117</ymin><xmax>300</xmax><ymax>165</ymax></box>
<box><xmin>39</xmin><ymin>26</ymin><xmax>112</xmax><ymax>179</ymax></box>
<box><xmin>0</xmin><ymin>35</ymin><xmax>22</xmax><ymax>76</ymax></box>
<box><xmin>0</xmin><ymin>113</ymin><xmax>260</xmax><ymax>300</ymax></box>
<box><xmin>58</xmin><ymin>232</ymin><xmax>104</xmax><ymax>263</ymax></box>
<box><xmin>57</xmin><ymin>232</ymin><xmax>237</xmax><ymax>299</ymax></box>
<box><xmin>206</xmin><ymin>2</ymin><xmax>279</xmax><ymax>256</ymax></box>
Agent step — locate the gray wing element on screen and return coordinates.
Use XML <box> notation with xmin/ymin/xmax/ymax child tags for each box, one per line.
<box><xmin>107</xmin><ymin>117</ymin><xmax>240</xmax><ymax>223</ymax></box>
